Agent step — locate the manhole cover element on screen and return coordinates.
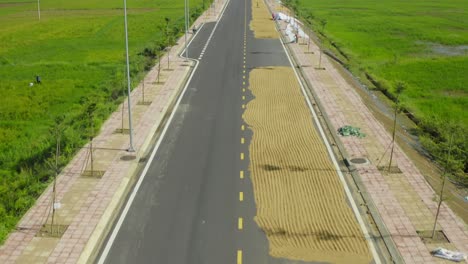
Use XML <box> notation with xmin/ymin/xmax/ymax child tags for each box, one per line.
<box><xmin>121</xmin><ymin>155</ymin><xmax>136</xmax><ymax>161</ymax></box>
<box><xmin>350</xmin><ymin>158</ymin><xmax>368</xmax><ymax>164</ymax></box>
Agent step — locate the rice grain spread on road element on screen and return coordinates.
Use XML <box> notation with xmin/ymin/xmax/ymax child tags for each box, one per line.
<box><xmin>243</xmin><ymin>67</ymin><xmax>372</xmax><ymax>263</ymax></box>
<box><xmin>249</xmin><ymin>0</ymin><xmax>278</xmax><ymax>39</ymax></box>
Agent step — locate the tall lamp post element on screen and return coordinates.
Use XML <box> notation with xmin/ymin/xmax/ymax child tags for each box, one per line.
<box><xmin>184</xmin><ymin>0</ymin><xmax>189</xmax><ymax>58</ymax></box>
<box><xmin>37</xmin><ymin>0</ymin><xmax>41</xmax><ymax>20</ymax></box>
<box><xmin>123</xmin><ymin>0</ymin><xmax>135</xmax><ymax>152</ymax></box>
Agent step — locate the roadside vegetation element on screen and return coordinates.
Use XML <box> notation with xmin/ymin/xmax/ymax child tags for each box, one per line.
<box><xmin>283</xmin><ymin>0</ymin><xmax>467</xmax><ymax>186</ymax></box>
<box><xmin>0</xmin><ymin>0</ymin><xmax>210</xmax><ymax>243</ymax></box>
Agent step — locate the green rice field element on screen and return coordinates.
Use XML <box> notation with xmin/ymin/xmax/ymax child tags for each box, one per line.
<box><xmin>0</xmin><ymin>0</ymin><xmax>209</xmax><ymax>243</ymax></box>
<box><xmin>288</xmin><ymin>0</ymin><xmax>467</xmax><ymax>183</ymax></box>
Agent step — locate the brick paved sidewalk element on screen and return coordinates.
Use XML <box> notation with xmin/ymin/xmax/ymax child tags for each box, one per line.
<box><xmin>0</xmin><ymin>1</ymin><xmax>227</xmax><ymax>263</ymax></box>
<box><xmin>267</xmin><ymin>2</ymin><xmax>467</xmax><ymax>263</ymax></box>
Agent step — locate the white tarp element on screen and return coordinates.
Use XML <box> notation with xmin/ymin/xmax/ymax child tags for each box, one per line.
<box><xmin>431</xmin><ymin>248</ymin><xmax>467</xmax><ymax>262</ymax></box>
<box><xmin>274</xmin><ymin>12</ymin><xmax>309</xmax><ymax>42</ymax></box>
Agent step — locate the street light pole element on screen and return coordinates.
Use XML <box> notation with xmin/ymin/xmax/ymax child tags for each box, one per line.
<box><xmin>184</xmin><ymin>0</ymin><xmax>188</xmax><ymax>58</ymax></box>
<box><xmin>37</xmin><ymin>0</ymin><xmax>41</xmax><ymax>20</ymax></box>
<box><xmin>123</xmin><ymin>0</ymin><xmax>135</xmax><ymax>152</ymax></box>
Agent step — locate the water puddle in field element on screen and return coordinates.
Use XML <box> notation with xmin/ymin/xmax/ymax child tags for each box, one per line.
<box><xmin>416</xmin><ymin>41</ymin><xmax>468</xmax><ymax>56</ymax></box>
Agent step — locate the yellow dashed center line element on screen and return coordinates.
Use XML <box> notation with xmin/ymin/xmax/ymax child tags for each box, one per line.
<box><xmin>238</xmin><ymin>0</ymin><xmax>247</xmax><ymax>263</ymax></box>
<box><xmin>238</xmin><ymin>217</ymin><xmax>243</xmax><ymax>230</ymax></box>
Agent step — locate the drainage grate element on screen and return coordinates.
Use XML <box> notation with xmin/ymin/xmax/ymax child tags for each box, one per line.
<box><xmin>163</xmin><ymin>69</ymin><xmax>174</xmax><ymax>71</ymax></box>
<box><xmin>417</xmin><ymin>230</ymin><xmax>450</xmax><ymax>244</ymax></box>
<box><xmin>37</xmin><ymin>224</ymin><xmax>69</xmax><ymax>238</ymax></box>
<box><xmin>345</xmin><ymin>158</ymin><xmax>369</xmax><ymax>166</ymax></box>
<box><xmin>120</xmin><ymin>155</ymin><xmax>136</xmax><ymax>161</ymax></box>
<box><xmin>81</xmin><ymin>170</ymin><xmax>105</xmax><ymax>178</ymax></box>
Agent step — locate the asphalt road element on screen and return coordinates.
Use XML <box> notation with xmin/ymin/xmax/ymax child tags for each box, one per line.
<box><xmin>98</xmin><ymin>0</ymin><xmax>321</xmax><ymax>263</ymax></box>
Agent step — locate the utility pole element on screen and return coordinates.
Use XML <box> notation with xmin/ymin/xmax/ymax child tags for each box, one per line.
<box><xmin>123</xmin><ymin>0</ymin><xmax>135</xmax><ymax>152</ymax></box>
<box><xmin>184</xmin><ymin>0</ymin><xmax>189</xmax><ymax>58</ymax></box>
<box><xmin>37</xmin><ymin>0</ymin><xmax>41</xmax><ymax>20</ymax></box>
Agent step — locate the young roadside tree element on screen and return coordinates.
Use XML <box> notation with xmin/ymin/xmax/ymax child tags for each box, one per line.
<box><xmin>316</xmin><ymin>18</ymin><xmax>328</xmax><ymax>69</ymax></box>
<box><xmin>432</xmin><ymin>131</ymin><xmax>454</xmax><ymax>239</ymax></box>
<box><xmin>86</xmin><ymin>102</ymin><xmax>97</xmax><ymax>176</ymax></box>
<box><xmin>388</xmin><ymin>82</ymin><xmax>405</xmax><ymax>171</ymax></box>
<box><xmin>45</xmin><ymin>116</ymin><xmax>65</xmax><ymax>235</ymax></box>
<box><xmin>164</xmin><ymin>19</ymin><xmax>178</xmax><ymax>70</ymax></box>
